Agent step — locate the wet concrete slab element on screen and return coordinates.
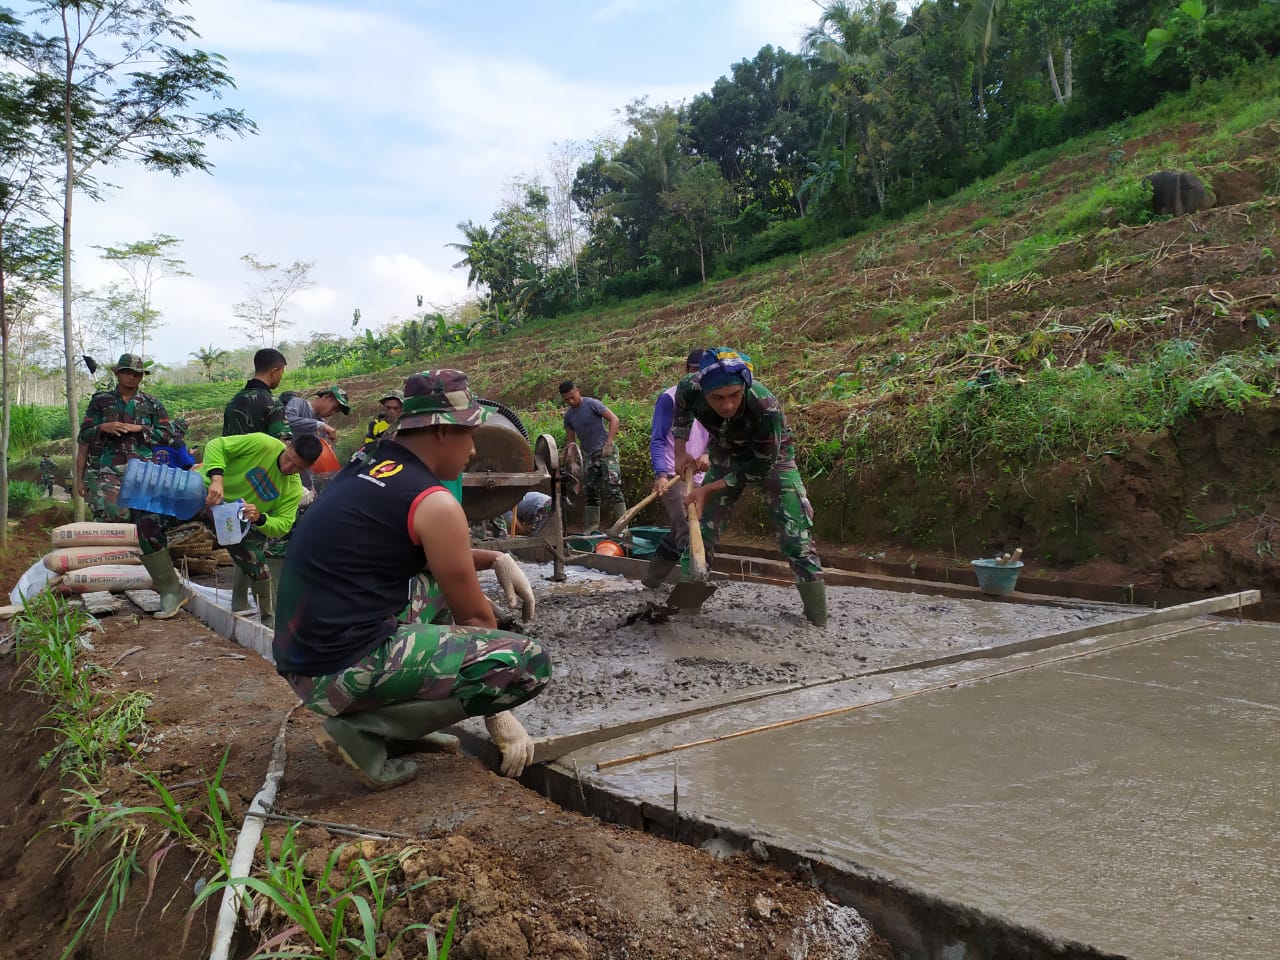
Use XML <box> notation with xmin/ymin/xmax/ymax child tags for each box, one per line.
<box><xmin>564</xmin><ymin>619</ymin><xmax>1279</xmax><ymax>960</ymax></box>
<box><xmin>489</xmin><ymin>563</ymin><xmax>1137</xmax><ymax>741</ymax></box>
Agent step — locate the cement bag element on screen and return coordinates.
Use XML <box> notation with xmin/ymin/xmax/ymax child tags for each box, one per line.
<box><xmin>51</xmin><ymin>522</ymin><xmax>139</xmax><ymax>548</ymax></box>
<box><xmin>9</xmin><ymin>559</ymin><xmax>56</xmax><ymax>605</ymax></box>
<box><xmin>44</xmin><ymin>545</ymin><xmax>143</xmax><ymax>573</ymax></box>
<box><xmin>61</xmin><ymin>564</ymin><xmax>153</xmax><ymax>594</ymax></box>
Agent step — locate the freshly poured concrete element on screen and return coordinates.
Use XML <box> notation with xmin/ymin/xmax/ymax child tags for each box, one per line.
<box><xmin>567</xmin><ymin>620</ymin><xmax>1279</xmax><ymax>959</ymax></box>
<box><xmin>486</xmin><ymin>564</ymin><xmax>1134</xmax><ymax>740</ymax></box>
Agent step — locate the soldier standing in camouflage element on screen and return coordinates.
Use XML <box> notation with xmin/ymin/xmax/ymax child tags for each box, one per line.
<box><xmin>641</xmin><ymin>347</ymin><xmax>827</xmax><ymax>626</ymax></box>
<box><xmin>222</xmin><ymin>348</ymin><xmax>292</xmax><ymax>441</ymax></box>
<box><xmin>39</xmin><ymin>455</ymin><xmax>56</xmax><ymax>497</ymax></box>
<box><xmin>273</xmin><ymin>369</ymin><xmax>550</xmax><ymax>791</ymax></box>
<box><xmin>75</xmin><ymin>353</ymin><xmax>176</xmax><ymax>522</ymax></box>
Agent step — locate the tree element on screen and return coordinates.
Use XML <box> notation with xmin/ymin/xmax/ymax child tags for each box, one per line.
<box><xmin>0</xmin><ymin>225</ymin><xmax>60</xmax><ymax>549</ymax></box>
<box><xmin>189</xmin><ymin>343</ymin><xmax>228</xmax><ymax>380</ymax></box>
<box><xmin>660</xmin><ymin>162</ymin><xmax>733</xmax><ymax>282</ymax></box>
<box><xmin>0</xmin><ymin>54</ymin><xmax>63</xmax><ymax>548</ymax></box>
<box><xmin>232</xmin><ymin>254</ymin><xmax>315</xmax><ymax>347</ymax></box>
<box><xmin>94</xmin><ymin>233</ymin><xmax>189</xmax><ymax>358</ymax></box>
<box><xmin>1</xmin><ymin>1</ymin><xmax>254</xmax><ymax>518</ymax></box>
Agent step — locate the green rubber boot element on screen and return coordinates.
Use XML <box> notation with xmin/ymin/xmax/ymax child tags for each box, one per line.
<box><xmin>230</xmin><ymin>566</ymin><xmax>250</xmax><ymax>613</ymax></box>
<box><xmin>140</xmin><ymin>548</ymin><xmax>188</xmax><ymax>620</ymax></box>
<box><xmin>610</xmin><ymin>500</ymin><xmax>628</xmax><ymax>526</ymax></box>
<box><xmin>265</xmin><ymin>557</ymin><xmax>284</xmax><ymax>611</ymax></box>
<box><xmin>315</xmin><ymin>699</ymin><xmax>468</xmax><ymax>791</ymax></box>
<box><xmin>582</xmin><ymin>505</ymin><xmax>601</xmax><ymax>534</ymax></box>
<box><xmin>345</xmin><ymin>699</ymin><xmax>468</xmax><ymax>758</ymax></box>
<box><xmin>250</xmin><ymin>577</ymin><xmax>275</xmax><ymax>630</ymax></box>
<box><xmin>642</xmin><ymin>554</ymin><xmax>678</xmax><ymax>588</ymax></box>
<box><xmin>797</xmin><ymin>580</ymin><xmax>828</xmax><ymax>627</ymax></box>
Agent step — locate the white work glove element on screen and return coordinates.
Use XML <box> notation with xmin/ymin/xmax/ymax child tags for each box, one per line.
<box><xmin>299</xmin><ymin>487</ymin><xmax>316</xmax><ymax>507</ymax></box>
<box><xmin>492</xmin><ymin>553</ymin><xmax>535</xmax><ymax>621</ymax></box>
<box><xmin>485</xmin><ymin>711</ymin><xmax>534</xmax><ymax>777</ymax></box>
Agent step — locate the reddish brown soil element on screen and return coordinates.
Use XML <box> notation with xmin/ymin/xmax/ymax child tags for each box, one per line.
<box><xmin>0</xmin><ymin>563</ymin><xmax>896</xmax><ymax>960</ymax></box>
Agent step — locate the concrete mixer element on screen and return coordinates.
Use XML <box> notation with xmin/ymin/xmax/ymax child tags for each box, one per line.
<box><xmin>462</xmin><ymin>400</ymin><xmax>566</xmax><ymax>581</ymax></box>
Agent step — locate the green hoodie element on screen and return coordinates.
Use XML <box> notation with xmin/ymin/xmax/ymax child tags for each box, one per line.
<box><xmin>200</xmin><ymin>434</ymin><xmax>303</xmax><ymax>539</ymax></box>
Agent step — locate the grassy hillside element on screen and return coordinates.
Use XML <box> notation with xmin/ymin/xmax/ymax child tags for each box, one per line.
<box><xmin>176</xmin><ymin>63</ymin><xmax>1280</xmax><ymax>583</ymax></box>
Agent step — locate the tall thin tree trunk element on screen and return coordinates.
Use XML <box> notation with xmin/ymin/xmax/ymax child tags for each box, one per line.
<box><xmin>63</xmin><ymin>55</ymin><xmax>83</xmax><ymax>521</ymax></box>
<box><xmin>1064</xmin><ymin>37</ymin><xmax>1073</xmax><ymax>101</ymax></box>
<box><xmin>1</xmin><ymin>223</ymin><xmax>9</xmax><ymax>550</ymax></box>
<box><xmin>1047</xmin><ymin>50</ymin><xmax>1066</xmax><ymax>106</ymax></box>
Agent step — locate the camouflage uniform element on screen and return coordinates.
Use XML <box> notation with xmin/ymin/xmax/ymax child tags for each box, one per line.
<box><xmin>584</xmin><ymin>448</ymin><xmax>625</xmax><ymax>510</ymax></box>
<box><xmin>39</xmin><ymin>457</ymin><xmax>55</xmax><ymax>496</ymax></box>
<box><xmin>662</xmin><ymin>377</ymin><xmax>823</xmax><ymax>583</ymax></box>
<box><xmin>77</xmin><ymin>383</ymin><xmax>176</xmax><ymax>522</ymax></box>
<box><xmin>222</xmin><ymin>379</ymin><xmax>292</xmax><ymax>440</ymax></box>
<box><xmin>286</xmin><ymin>625</ymin><xmax>551</xmax><ymax>718</ymax></box>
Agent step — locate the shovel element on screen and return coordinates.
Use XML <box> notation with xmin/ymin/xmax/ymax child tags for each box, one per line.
<box><xmin>665</xmin><ymin>465</ymin><xmax>716</xmax><ymax>612</ymax></box>
<box><xmin>605</xmin><ymin>476</ymin><xmax>674</xmax><ymax>537</ymax></box>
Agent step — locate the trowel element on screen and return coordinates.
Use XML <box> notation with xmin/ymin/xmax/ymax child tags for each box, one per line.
<box><xmin>664</xmin><ymin>466</ymin><xmax>716</xmax><ymax>613</ymax></box>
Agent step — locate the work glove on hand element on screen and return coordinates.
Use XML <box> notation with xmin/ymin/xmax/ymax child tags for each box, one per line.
<box><xmin>299</xmin><ymin>487</ymin><xmax>316</xmax><ymax>507</ymax></box>
<box><xmin>601</xmin><ymin>441</ymin><xmax>616</xmax><ymax>457</ymax></box>
<box><xmin>492</xmin><ymin>553</ymin><xmax>536</xmax><ymax>621</ymax></box>
<box><xmin>486</xmin><ymin>711</ymin><xmax>534</xmax><ymax>777</ymax></box>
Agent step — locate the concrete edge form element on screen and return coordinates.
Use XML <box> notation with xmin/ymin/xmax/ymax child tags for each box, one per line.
<box><xmin>184</xmin><ymin>584</ymin><xmax>274</xmax><ymax>663</ymax></box>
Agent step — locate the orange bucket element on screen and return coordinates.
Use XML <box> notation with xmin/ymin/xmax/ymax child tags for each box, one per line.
<box><xmin>594</xmin><ymin>539</ymin><xmax>625</xmax><ymax>557</ymax></box>
<box><xmin>313</xmin><ymin>438</ymin><xmax>342</xmax><ymax>473</ymax></box>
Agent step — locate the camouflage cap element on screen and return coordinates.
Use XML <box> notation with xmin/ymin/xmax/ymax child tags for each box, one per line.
<box><xmin>379</xmin><ymin>389</ymin><xmax>404</xmax><ymax>404</ymax></box>
<box><xmin>112</xmin><ymin>353</ymin><xmax>147</xmax><ymax>374</ymax></box>
<box><xmin>398</xmin><ymin>369</ymin><xmax>488</xmax><ymax>430</ymax></box>
<box><xmin>316</xmin><ymin>384</ymin><xmax>351</xmax><ymax>414</ymax></box>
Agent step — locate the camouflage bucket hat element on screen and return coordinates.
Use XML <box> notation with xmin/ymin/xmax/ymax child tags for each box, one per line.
<box><xmin>379</xmin><ymin>389</ymin><xmax>404</xmax><ymax>404</ymax></box>
<box><xmin>113</xmin><ymin>353</ymin><xmax>147</xmax><ymax>374</ymax></box>
<box><xmin>316</xmin><ymin>384</ymin><xmax>351</xmax><ymax>414</ymax></box>
<box><xmin>399</xmin><ymin>369</ymin><xmax>488</xmax><ymax>429</ymax></box>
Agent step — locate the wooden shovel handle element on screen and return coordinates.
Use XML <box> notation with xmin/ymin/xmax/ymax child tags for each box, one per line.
<box><xmin>684</xmin><ymin>465</ymin><xmax>709</xmax><ymax>581</ymax></box>
<box><xmin>605</xmin><ymin>476</ymin><xmax>674</xmax><ymax>536</ymax></box>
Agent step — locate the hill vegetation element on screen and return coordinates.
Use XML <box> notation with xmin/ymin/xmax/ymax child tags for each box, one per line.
<box><xmin>15</xmin><ymin>52</ymin><xmax>1280</xmax><ymax>594</ymax></box>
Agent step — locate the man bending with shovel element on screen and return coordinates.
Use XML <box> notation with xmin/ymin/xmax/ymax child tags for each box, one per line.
<box><xmin>640</xmin><ymin>347</ymin><xmax>827</xmax><ymax>626</ymax></box>
<box><xmin>272</xmin><ymin>370</ymin><xmax>551</xmax><ymax>791</ymax></box>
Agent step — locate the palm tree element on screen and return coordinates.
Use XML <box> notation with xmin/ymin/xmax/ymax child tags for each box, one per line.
<box><xmin>799</xmin><ymin>0</ymin><xmax>903</xmax><ymax>211</ymax></box>
<box><xmin>189</xmin><ymin>343</ymin><xmax>228</xmax><ymax>381</ymax></box>
<box><xmin>961</xmin><ymin>0</ymin><xmax>1005</xmax><ymax>119</ymax></box>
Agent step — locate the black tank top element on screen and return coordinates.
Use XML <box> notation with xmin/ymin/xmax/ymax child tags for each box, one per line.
<box><xmin>272</xmin><ymin>440</ymin><xmax>448</xmax><ymax>676</ymax></box>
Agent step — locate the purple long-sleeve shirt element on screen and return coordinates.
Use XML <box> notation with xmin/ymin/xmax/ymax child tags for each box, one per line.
<box><xmin>650</xmin><ymin>386</ymin><xmax>708</xmax><ymax>477</ymax></box>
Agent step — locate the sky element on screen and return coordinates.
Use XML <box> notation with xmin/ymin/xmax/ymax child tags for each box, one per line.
<box><xmin>63</xmin><ymin>0</ymin><xmax>830</xmax><ymax>366</ymax></box>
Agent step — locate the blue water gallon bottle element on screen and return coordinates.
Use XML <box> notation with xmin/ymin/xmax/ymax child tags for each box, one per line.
<box><xmin>118</xmin><ymin>459</ymin><xmax>206</xmax><ymax>519</ymax></box>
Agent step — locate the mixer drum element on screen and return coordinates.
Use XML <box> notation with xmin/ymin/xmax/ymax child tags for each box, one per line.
<box><xmin>461</xmin><ymin>404</ymin><xmax>539</xmax><ymax>522</ymax></box>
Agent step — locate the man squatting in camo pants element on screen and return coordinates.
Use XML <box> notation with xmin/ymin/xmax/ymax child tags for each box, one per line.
<box><xmin>272</xmin><ymin>369</ymin><xmax>550</xmax><ymax>791</ymax></box>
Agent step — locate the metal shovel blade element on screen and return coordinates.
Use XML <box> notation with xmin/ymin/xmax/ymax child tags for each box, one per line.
<box><xmin>665</xmin><ymin>578</ymin><xmax>716</xmax><ymax>612</ymax></box>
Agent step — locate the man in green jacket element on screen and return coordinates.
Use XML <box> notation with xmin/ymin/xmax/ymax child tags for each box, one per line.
<box><xmin>135</xmin><ymin>432</ymin><xmax>323</xmax><ymax>623</ymax></box>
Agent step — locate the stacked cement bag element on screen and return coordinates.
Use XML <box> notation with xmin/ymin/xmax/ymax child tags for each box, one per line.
<box><xmin>46</xmin><ymin>522</ymin><xmax>153</xmax><ymax>593</ymax></box>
